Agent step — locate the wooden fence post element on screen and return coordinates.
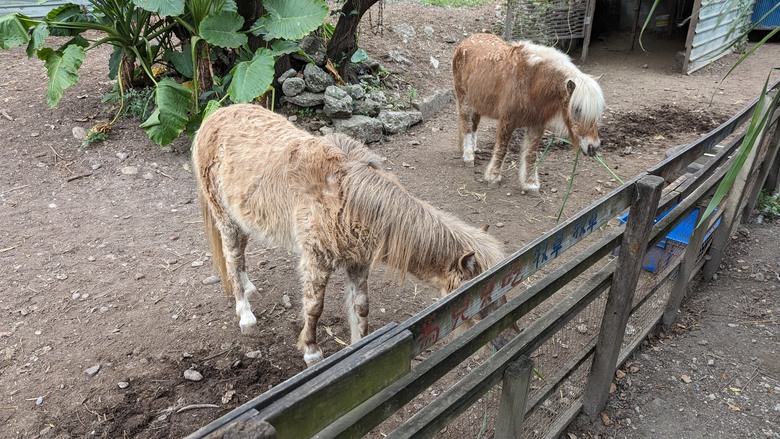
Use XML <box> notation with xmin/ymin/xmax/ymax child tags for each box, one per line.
<box><xmin>583</xmin><ymin>175</ymin><xmax>664</xmax><ymax>418</ymax></box>
<box><xmin>495</xmin><ymin>356</ymin><xmax>534</xmax><ymax>439</ymax></box>
<box><xmin>703</xmin><ymin>94</ymin><xmax>778</xmax><ymax>280</ymax></box>
<box><xmin>661</xmin><ymin>204</ymin><xmax>708</xmax><ymax>330</ymax></box>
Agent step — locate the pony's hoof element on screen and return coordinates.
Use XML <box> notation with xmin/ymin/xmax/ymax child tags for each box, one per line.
<box><xmin>464</xmin><ymin>160</ymin><xmax>475</xmax><ymax>168</ymax></box>
<box><xmin>488</xmin><ymin>180</ymin><xmax>501</xmax><ymax>188</ymax></box>
<box><xmin>240</xmin><ymin>322</ymin><xmax>259</xmax><ymax>335</ymax></box>
<box><xmin>303</xmin><ymin>347</ymin><xmax>324</xmax><ymax>367</ymax></box>
<box><xmin>239</xmin><ymin>313</ymin><xmax>259</xmax><ymax>335</ymax></box>
<box><xmin>520</xmin><ymin>188</ymin><xmax>541</xmax><ymax>196</ymax></box>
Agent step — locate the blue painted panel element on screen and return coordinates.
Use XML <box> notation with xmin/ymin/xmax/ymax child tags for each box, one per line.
<box><xmin>752</xmin><ymin>0</ymin><xmax>780</xmax><ymax>29</ymax></box>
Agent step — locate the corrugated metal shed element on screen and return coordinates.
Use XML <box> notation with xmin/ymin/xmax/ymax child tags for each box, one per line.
<box><xmin>683</xmin><ymin>0</ymin><xmax>755</xmax><ymax>74</ymax></box>
<box><xmin>0</xmin><ymin>1</ymin><xmax>92</xmax><ymax>19</ymax></box>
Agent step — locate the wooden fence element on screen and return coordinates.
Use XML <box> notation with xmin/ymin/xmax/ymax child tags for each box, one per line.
<box><xmin>187</xmin><ymin>79</ymin><xmax>780</xmax><ymax>439</ymax></box>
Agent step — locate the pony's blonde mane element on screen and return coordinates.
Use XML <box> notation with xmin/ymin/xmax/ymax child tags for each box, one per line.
<box><xmin>516</xmin><ymin>40</ymin><xmax>605</xmax><ymax>127</ymax></box>
<box><xmin>330</xmin><ymin>139</ymin><xmax>505</xmax><ymax>279</ymax></box>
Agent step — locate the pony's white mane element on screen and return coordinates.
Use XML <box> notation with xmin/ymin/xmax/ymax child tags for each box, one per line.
<box><xmin>515</xmin><ymin>40</ymin><xmax>605</xmax><ymax>126</ymax></box>
<box><xmin>334</xmin><ymin>143</ymin><xmax>506</xmax><ymax>279</ymax></box>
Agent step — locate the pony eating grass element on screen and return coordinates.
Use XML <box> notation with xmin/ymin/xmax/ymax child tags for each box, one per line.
<box><xmin>452</xmin><ymin>33</ymin><xmax>605</xmax><ymax>193</ymax></box>
<box><xmin>193</xmin><ymin>104</ymin><xmax>511</xmax><ymax>366</ymax></box>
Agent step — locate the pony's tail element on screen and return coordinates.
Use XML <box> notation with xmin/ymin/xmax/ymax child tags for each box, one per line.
<box><xmin>199</xmin><ymin>195</ymin><xmax>230</xmax><ymax>296</ymax></box>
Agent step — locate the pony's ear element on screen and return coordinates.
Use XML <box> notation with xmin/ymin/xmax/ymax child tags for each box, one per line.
<box><xmin>480</xmin><ymin>224</ymin><xmax>490</xmax><ymax>232</ymax></box>
<box><xmin>566</xmin><ymin>79</ymin><xmax>576</xmax><ymax>95</ymax></box>
<box><xmin>457</xmin><ymin>250</ymin><xmax>477</xmax><ymax>274</ymax></box>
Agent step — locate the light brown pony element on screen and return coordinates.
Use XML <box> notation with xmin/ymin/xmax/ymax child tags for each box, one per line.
<box><xmin>452</xmin><ymin>33</ymin><xmax>605</xmax><ymax>193</ymax></box>
<box><xmin>193</xmin><ymin>104</ymin><xmax>507</xmax><ymax>366</ymax></box>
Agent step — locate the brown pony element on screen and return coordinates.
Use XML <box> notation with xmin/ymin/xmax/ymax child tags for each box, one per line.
<box><xmin>452</xmin><ymin>33</ymin><xmax>605</xmax><ymax>193</ymax></box>
<box><xmin>192</xmin><ymin>104</ymin><xmax>507</xmax><ymax>366</ymax></box>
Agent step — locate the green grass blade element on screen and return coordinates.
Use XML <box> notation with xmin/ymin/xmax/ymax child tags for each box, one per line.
<box><xmin>557</xmin><ymin>148</ymin><xmax>581</xmax><ymax>223</ymax></box>
<box><xmin>698</xmin><ymin>73</ymin><xmax>780</xmax><ymax>227</ymax></box>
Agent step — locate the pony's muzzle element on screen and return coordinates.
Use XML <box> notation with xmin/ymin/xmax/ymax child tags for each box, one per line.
<box><xmin>580</xmin><ymin>140</ymin><xmax>600</xmax><ymax>157</ymax></box>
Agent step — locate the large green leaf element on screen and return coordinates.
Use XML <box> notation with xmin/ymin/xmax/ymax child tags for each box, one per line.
<box><xmin>132</xmin><ymin>0</ymin><xmax>184</xmax><ymax>17</ymax></box>
<box><xmin>253</xmin><ymin>0</ymin><xmax>328</xmax><ymax>41</ymax></box>
<box><xmin>269</xmin><ymin>39</ymin><xmax>301</xmax><ymax>58</ymax></box>
<box><xmin>41</xmin><ymin>44</ymin><xmax>85</xmax><ymax>107</ymax></box>
<box><xmin>0</xmin><ymin>15</ymin><xmax>31</xmax><ymax>49</ymax></box>
<box><xmin>698</xmin><ymin>74</ymin><xmax>780</xmax><ymax>226</ymax></box>
<box><xmin>162</xmin><ymin>44</ymin><xmax>193</xmax><ymax>78</ymax></box>
<box><xmin>227</xmin><ymin>48</ymin><xmax>274</xmax><ymax>103</ymax></box>
<box><xmin>140</xmin><ymin>78</ymin><xmax>192</xmax><ymax>145</ymax></box>
<box><xmin>45</xmin><ymin>3</ymin><xmax>90</xmax><ymax>37</ymax></box>
<box><xmin>26</xmin><ymin>22</ymin><xmax>50</xmax><ymax>57</ymax></box>
<box><xmin>200</xmin><ymin>11</ymin><xmax>246</xmax><ymax>48</ymax></box>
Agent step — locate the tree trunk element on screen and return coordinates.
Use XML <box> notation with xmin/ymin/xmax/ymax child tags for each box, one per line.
<box><xmin>327</xmin><ymin>0</ymin><xmax>382</xmax><ymax>80</ymax></box>
<box><xmin>120</xmin><ymin>53</ymin><xmax>135</xmax><ymax>90</ymax></box>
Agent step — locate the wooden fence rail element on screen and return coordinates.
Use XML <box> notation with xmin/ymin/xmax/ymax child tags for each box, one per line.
<box><xmin>189</xmin><ymin>78</ymin><xmax>780</xmax><ymax>439</ymax></box>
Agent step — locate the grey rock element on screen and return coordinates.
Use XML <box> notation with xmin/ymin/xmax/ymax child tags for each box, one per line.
<box><xmin>282</xmin><ymin>77</ymin><xmax>306</xmax><ymax>97</ymax></box>
<box><xmin>294</xmin><ymin>34</ymin><xmax>327</xmax><ymax>66</ymax></box>
<box><xmin>392</xmin><ymin>23</ymin><xmax>417</xmax><ymax>38</ymax></box>
<box><xmin>84</xmin><ymin>364</ymin><xmax>101</xmax><ymax>377</ymax></box>
<box><xmin>756</xmin><ymin>272</ymin><xmax>765</xmax><ymax>282</ymax></box>
<box><xmin>116</xmin><ymin>152</ymin><xmax>128</xmax><ymax>161</ymax></box>
<box><xmin>118</xmin><ymin>381</ymin><xmax>130</xmax><ymax>389</ymax></box>
<box><xmin>333</xmin><ymin>116</ymin><xmax>383</xmax><ymax>143</ymax></box>
<box><xmin>184</xmin><ymin>369</ymin><xmax>203</xmax><ymax>381</ymax></box>
<box><xmin>245</xmin><ymin>350</ymin><xmax>263</xmax><ymax>359</ymax></box>
<box><xmin>285</xmin><ymin>92</ymin><xmax>325</xmax><ymax>107</ymax></box>
<box><xmin>424</xmin><ymin>26</ymin><xmax>435</xmax><ymax>37</ymax></box>
<box><xmin>72</xmin><ymin>126</ymin><xmax>87</xmax><ymax>140</ymax></box>
<box><xmin>367</xmin><ymin>91</ymin><xmax>387</xmax><ymax>106</ymax></box>
<box><xmin>377</xmin><ymin>110</ymin><xmax>422</xmax><ymax>134</ymax></box>
<box><xmin>320</xmin><ymin>126</ymin><xmax>334</xmax><ymax>135</ymax></box>
<box><xmin>278</xmin><ymin>68</ymin><xmax>297</xmax><ymax>84</ymax></box>
<box><xmin>443</xmin><ymin>35</ymin><xmax>458</xmax><ymax>43</ymax></box>
<box><xmin>413</xmin><ymin>89</ymin><xmax>454</xmax><ymax>120</ymax></box>
<box><xmin>191</xmin><ymin>260</ymin><xmax>204</xmax><ymax>268</ymax></box>
<box><xmin>430</xmin><ymin>56</ymin><xmax>440</xmax><ymax>69</ymax></box>
<box><xmin>36</xmin><ymin>396</ymin><xmax>44</xmax><ymax>406</ymax></box>
<box><xmin>341</xmin><ymin>84</ymin><xmax>365</xmax><ymax>101</ymax></box>
<box><xmin>387</xmin><ymin>49</ymin><xmax>412</xmax><ymax>64</ymax></box>
<box><xmin>202</xmin><ymin>275</ymin><xmax>220</xmax><ymax>286</ymax></box>
<box><xmin>324</xmin><ymin>86</ymin><xmax>353</xmax><ymax>119</ymax></box>
<box><xmin>303</xmin><ymin>63</ymin><xmax>334</xmax><ymax>93</ymax></box>
<box><xmin>121</xmin><ymin>166</ymin><xmax>138</xmax><ymax>175</ymax></box>
<box><xmin>282</xmin><ymin>294</ymin><xmax>293</xmax><ymax>309</ymax></box>
<box><xmin>356</xmin><ymin>98</ymin><xmax>382</xmax><ymax>117</ymax></box>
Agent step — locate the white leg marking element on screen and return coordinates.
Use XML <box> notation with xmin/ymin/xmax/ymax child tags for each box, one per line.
<box><xmin>484</xmin><ymin>155</ymin><xmax>503</xmax><ymax>185</ymax></box>
<box><xmin>463</xmin><ymin>132</ymin><xmax>477</xmax><ymax>165</ymax></box>
<box><xmin>236</xmin><ymin>296</ymin><xmax>258</xmax><ymax>334</ymax></box>
<box><xmin>344</xmin><ymin>283</ymin><xmax>361</xmax><ymax>343</ymax></box>
<box><xmin>303</xmin><ymin>345</ymin><xmax>324</xmax><ymax>367</ymax></box>
<box><xmin>240</xmin><ymin>272</ymin><xmax>257</xmax><ymax>296</ymax></box>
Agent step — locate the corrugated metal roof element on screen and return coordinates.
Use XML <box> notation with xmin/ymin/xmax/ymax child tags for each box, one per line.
<box><xmin>0</xmin><ymin>1</ymin><xmax>92</xmax><ymax>19</ymax></box>
<box><xmin>685</xmin><ymin>0</ymin><xmax>755</xmax><ymax>74</ymax></box>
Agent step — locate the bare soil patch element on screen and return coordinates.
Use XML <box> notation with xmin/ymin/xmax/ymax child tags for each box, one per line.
<box><xmin>1</xmin><ymin>1</ymin><xmax>779</xmax><ymax>438</ymax></box>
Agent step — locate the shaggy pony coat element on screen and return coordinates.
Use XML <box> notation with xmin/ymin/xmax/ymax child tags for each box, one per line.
<box><xmin>193</xmin><ymin>104</ymin><xmax>507</xmax><ymax>366</ymax></box>
<box><xmin>452</xmin><ymin>33</ymin><xmax>605</xmax><ymax>192</ymax></box>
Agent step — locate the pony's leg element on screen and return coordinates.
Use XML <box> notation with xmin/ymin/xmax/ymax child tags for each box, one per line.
<box><xmin>484</xmin><ymin>120</ymin><xmax>516</xmax><ymax>187</ymax></box>
<box><xmin>345</xmin><ymin>264</ymin><xmax>370</xmax><ymax>343</ymax></box>
<box><xmin>296</xmin><ymin>251</ymin><xmax>331</xmax><ymax>367</ymax></box>
<box><xmin>458</xmin><ymin>102</ymin><xmax>481</xmax><ymax>167</ymax></box>
<box><xmin>219</xmin><ymin>225</ymin><xmax>259</xmax><ymax>334</ymax></box>
<box><xmin>518</xmin><ymin>127</ymin><xmax>544</xmax><ymax>193</ymax></box>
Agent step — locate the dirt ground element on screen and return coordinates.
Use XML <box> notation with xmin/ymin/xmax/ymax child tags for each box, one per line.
<box><xmin>1</xmin><ymin>1</ymin><xmax>779</xmax><ymax>438</ymax></box>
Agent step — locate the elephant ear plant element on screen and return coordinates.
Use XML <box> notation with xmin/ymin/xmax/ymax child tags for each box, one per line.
<box><xmin>0</xmin><ymin>0</ymin><xmax>329</xmax><ymax>146</ymax></box>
